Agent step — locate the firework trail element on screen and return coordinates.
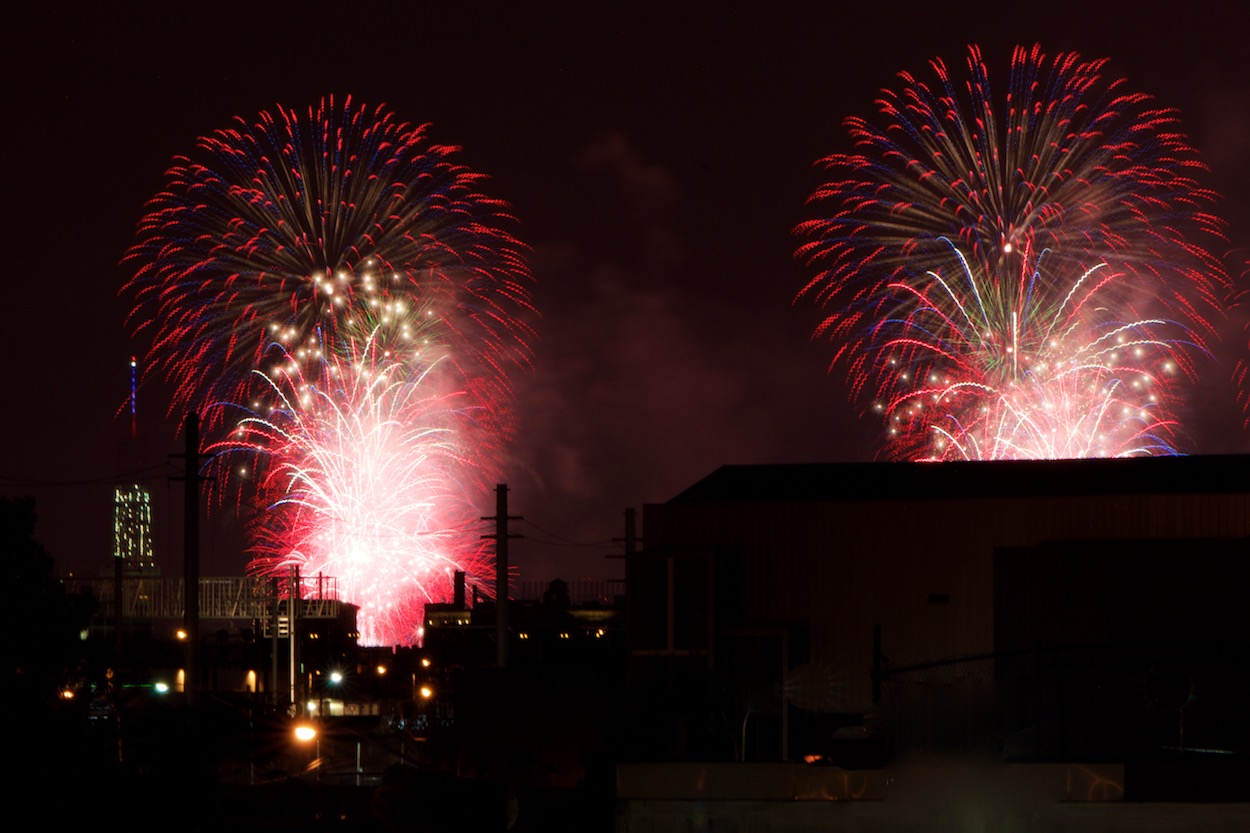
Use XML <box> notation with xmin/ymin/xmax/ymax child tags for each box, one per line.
<box><xmin>795</xmin><ymin>44</ymin><xmax>1229</xmax><ymax>460</ymax></box>
<box><xmin>123</xmin><ymin>94</ymin><xmax>533</xmax><ymax>425</ymax></box>
<box><xmin>902</xmin><ymin>242</ymin><xmax>1191</xmax><ymax>460</ymax></box>
<box><xmin>124</xmin><ymin>96</ymin><xmax>533</xmax><ymax>645</ymax></box>
<box><xmin>1235</xmin><ymin>257</ymin><xmax>1250</xmax><ymax>429</ymax></box>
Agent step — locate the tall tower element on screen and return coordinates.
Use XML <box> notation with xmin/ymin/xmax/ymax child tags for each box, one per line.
<box><xmin>113</xmin><ymin>356</ymin><xmax>158</xmax><ymax>574</ymax></box>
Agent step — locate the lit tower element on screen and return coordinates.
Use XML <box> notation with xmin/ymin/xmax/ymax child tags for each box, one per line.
<box><xmin>113</xmin><ymin>484</ymin><xmax>155</xmax><ymax>572</ymax></box>
<box><xmin>114</xmin><ymin>356</ymin><xmax>157</xmax><ymax>573</ymax></box>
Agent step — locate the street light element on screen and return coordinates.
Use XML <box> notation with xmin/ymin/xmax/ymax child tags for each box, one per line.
<box><xmin>293</xmin><ymin>720</ymin><xmax>321</xmax><ymax>780</ymax></box>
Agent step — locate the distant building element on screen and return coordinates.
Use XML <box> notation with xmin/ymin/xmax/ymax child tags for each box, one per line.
<box><xmin>422</xmin><ymin>571</ymin><xmax>625</xmax><ymax>669</ymax></box>
<box><xmin>113</xmin><ymin>484</ymin><xmax>156</xmax><ymax>573</ymax></box>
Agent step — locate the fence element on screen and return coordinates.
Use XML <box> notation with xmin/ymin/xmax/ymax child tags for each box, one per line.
<box><xmin>877</xmin><ymin>640</ymin><xmax>1250</xmax><ymax>760</ymax></box>
<box><xmin>64</xmin><ymin>574</ymin><xmax>343</xmax><ymax>622</ymax></box>
<box><xmin>512</xmin><ymin>578</ymin><xmax>624</xmax><ymax>606</ymax></box>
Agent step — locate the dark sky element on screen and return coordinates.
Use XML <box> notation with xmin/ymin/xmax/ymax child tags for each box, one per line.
<box><xmin>6</xmin><ymin>2</ymin><xmax>1249</xmax><ymax>584</ymax></box>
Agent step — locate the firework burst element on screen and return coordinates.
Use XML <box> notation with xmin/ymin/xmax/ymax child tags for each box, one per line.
<box><xmin>124</xmin><ymin>96</ymin><xmax>533</xmax><ymax>645</ymax></box>
<box><xmin>893</xmin><ymin>241</ymin><xmax>1194</xmax><ymax>460</ymax></box>
<box><xmin>213</xmin><ymin>334</ymin><xmax>494</xmax><ymax>646</ymax></box>
<box><xmin>795</xmin><ymin>44</ymin><xmax>1229</xmax><ymax>459</ymax></box>
<box><xmin>123</xmin><ymin>94</ymin><xmax>533</xmax><ymax>424</ymax></box>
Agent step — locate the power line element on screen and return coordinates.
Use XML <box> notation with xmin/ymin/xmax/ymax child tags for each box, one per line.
<box><xmin>0</xmin><ymin>462</ymin><xmax>177</xmax><ymax>488</ymax></box>
<box><xmin>518</xmin><ymin>518</ymin><xmax>616</xmax><ymax>548</ymax></box>
<box><xmin>521</xmin><ymin>535</ymin><xmax>618</xmax><ymax>550</ymax></box>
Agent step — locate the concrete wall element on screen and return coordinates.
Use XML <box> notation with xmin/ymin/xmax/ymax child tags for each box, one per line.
<box><xmin>617</xmin><ymin>761</ymin><xmax>1249</xmax><ymax>833</ymax></box>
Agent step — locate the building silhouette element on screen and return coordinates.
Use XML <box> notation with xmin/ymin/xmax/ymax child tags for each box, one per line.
<box><xmin>627</xmin><ymin>454</ymin><xmax>1249</xmax><ymax>777</ymax></box>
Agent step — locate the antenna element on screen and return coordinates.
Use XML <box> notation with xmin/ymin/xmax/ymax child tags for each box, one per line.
<box><xmin>129</xmin><ymin>355</ymin><xmax>138</xmax><ymax>440</ymax></box>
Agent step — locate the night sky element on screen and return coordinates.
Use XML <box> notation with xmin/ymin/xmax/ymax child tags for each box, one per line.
<box><xmin>7</xmin><ymin>2</ymin><xmax>1249</xmax><ymax>584</ymax></box>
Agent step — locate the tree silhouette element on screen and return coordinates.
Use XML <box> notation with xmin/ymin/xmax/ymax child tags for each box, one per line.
<box><xmin>6</xmin><ymin>495</ymin><xmax>97</xmax><ymax>702</ymax></box>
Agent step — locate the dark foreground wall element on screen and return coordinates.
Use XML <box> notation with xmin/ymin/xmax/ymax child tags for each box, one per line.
<box><xmin>617</xmin><ymin>761</ymin><xmax>1250</xmax><ymax>833</ymax></box>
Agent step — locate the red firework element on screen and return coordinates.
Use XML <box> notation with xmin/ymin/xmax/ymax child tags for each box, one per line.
<box><xmin>124</xmin><ymin>96</ymin><xmax>534</xmax><ymax>645</ymax></box>
<box><xmin>795</xmin><ymin>44</ymin><xmax>1231</xmax><ymax>459</ymax></box>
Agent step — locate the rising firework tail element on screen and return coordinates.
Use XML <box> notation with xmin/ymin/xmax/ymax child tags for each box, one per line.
<box><xmin>124</xmin><ymin>96</ymin><xmax>533</xmax><ymax>645</ymax></box>
<box><xmin>795</xmin><ymin>43</ymin><xmax>1232</xmax><ymax>459</ymax></box>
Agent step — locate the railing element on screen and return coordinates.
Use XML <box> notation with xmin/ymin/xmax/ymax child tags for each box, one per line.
<box><xmin>64</xmin><ymin>575</ymin><xmax>343</xmax><ymax>621</ymax></box>
<box><xmin>513</xmin><ymin>578</ymin><xmax>624</xmax><ymax>605</ymax></box>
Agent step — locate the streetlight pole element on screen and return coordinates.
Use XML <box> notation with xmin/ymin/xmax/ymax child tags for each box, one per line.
<box><xmin>171</xmin><ymin>411</ymin><xmax>209</xmax><ymax>706</ymax></box>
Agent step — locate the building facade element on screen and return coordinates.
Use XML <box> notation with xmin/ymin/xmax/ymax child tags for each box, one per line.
<box><xmin>631</xmin><ymin>455</ymin><xmax>1250</xmax><ymax>764</ymax></box>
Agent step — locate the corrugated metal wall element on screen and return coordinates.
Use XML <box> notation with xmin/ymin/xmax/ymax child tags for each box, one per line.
<box><xmin>643</xmin><ymin>488</ymin><xmax>1249</xmax><ymax>715</ymax></box>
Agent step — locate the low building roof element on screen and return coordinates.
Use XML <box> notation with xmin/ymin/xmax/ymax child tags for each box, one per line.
<box><xmin>666</xmin><ymin>454</ymin><xmax>1250</xmax><ymax>504</ymax></box>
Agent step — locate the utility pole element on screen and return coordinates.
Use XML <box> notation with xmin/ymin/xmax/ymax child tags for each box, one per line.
<box><xmin>113</xmin><ymin>553</ymin><xmax>123</xmax><ymax>657</ymax></box>
<box><xmin>610</xmin><ymin>506</ymin><xmax>639</xmax><ymax>603</ymax></box>
<box><xmin>289</xmin><ymin>565</ymin><xmax>300</xmax><ymax>713</ymax></box>
<box><xmin>171</xmin><ymin>411</ymin><xmax>210</xmax><ymax>705</ymax></box>
<box><xmin>482</xmin><ymin>484</ymin><xmax>521</xmax><ymax>668</ymax></box>
<box><xmin>612</xmin><ymin>508</ymin><xmax>640</xmax><ymax>682</ymax></box>
<box><xmin>270</xmin><ymin>576</ymin><xmax>280</xmax><ymax>711</ymax></box>
<box><xmin>611</xmin><ymin>507</ymin><xmax>640</xmax><ymax>561</ymax></box>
